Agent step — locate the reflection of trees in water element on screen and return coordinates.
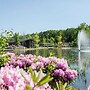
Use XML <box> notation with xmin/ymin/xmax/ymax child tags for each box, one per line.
<box><xmin>78</xmin><ymin>52</ymin><xmax>90</xmax><ymax>79</ymax></box>
<box><xmin>78</xmin><ymin>52</ymin><xmax>90</xmax><ymax>70</ymax></box>
<box><xmin>76</xmin><ymin>51</ymin><xmax>90</xmax><ymax>90</ymax></box>
<box><xmin>56</xmin><ymin>48</ymin><xmax>62</xmax><ymax>58</ymax></box>
<box><xmin>25</xmin><ymin>48</ymin><xmax>78</xmax><ymax>60</ymax></box>
<box><xmin>61</xmin><ymin>49</ymin><xmax>78</xmax><ymax>61</ymax></box>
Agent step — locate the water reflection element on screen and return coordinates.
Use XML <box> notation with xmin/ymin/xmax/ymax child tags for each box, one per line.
<box><xmin>25</xmin><ymin>48</ymin><xmax>77</xmax><ymax>61</ymax></box>
<box><xmin>71</xmin><ymin>51</ymin><xmax>90</xmax><ymax>90</ymax></box>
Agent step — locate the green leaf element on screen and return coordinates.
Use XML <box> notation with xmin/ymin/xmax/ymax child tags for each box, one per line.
<box><xmin>66</xmin><ymin>86</ymin><xmax>78</xmax><ymax>90</ymax></box>
<box><xmin>37</xmin><ymin>74</ymin><xmax>53</xmax><ymax>86</ymax></box>
<box><xmin>26</xmin><ymin>84</ymin><xmax>32</xmax><ymax>90</ymax></box>
<box><xmin>29</xmin><ymin>68</ymin><xmax>41</xmax><ymax>83</ymax></box>
<box><xmin>21</xmin><ymin>73</ymin><xmax>29</xmax><ymax>83</ymax></box>
<box><xmin>34</xmin><ymin>69</ymin><xmax>42</xmax><ymax>82</ymax></box>
<box><xmin>56</xmin><ymin>81</ymin><xmax>67</xmax><ymax>90</ymax></box>
<box><xmin>56</xmin><ymin>81</ymin><xmax>59</xmax><ymax>90</ymax></box>
<box><xmin>29</xmin><ymin>68</ymin><xmax>35</xmax><ymax>81</ymax></box>
<box><xmin>63</xmin><ymin>82</ymin><xmax>67</xmax><ymax>89</ymax></box>
<box><xmin>59</xmin><ymin>81</ymin><xmax>64</xmax><ymax>90</ymax></box>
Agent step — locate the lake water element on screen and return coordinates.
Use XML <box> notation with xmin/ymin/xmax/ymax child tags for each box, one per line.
<box><xmin>25</xmin><ymin>48</ymin><xmax>90</xmax><ymax>90</ymax></box>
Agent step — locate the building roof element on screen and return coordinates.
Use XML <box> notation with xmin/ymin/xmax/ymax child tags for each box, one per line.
<box><xmin>9</xmin><ymin>38</ymin><xmax>33</xmax><ymax>43</ymax></box>
<box><xmin>20</xmin><ymin>38</ymin><xmax>33</xmax><ymax>42</ymax></box>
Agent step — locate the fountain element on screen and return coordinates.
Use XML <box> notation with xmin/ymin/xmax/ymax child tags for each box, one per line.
<box><xmin>78</xmin><ymin>30</ymin><xmax>90</xmax><ymax>51</ymax></box>
<box><xmin>76</xmin><ymin>30</ymin><xmax>90</xmax><ymax>90</ymax></box>
<box><xmin>77</xmin><ymin>30</ymin><xmax>90</xmax><ymax>70</ymax></box>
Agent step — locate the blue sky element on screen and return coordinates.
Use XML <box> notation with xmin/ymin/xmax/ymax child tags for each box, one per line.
<box><xmin>0</xmin><ymin>0</ymin><xmax>90</xmax><ymax>34</ymax></box>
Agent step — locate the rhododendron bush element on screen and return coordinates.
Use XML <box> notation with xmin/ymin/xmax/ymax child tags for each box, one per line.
<box><xmin>0</xmin><ymin>66</ymin><xmax>52</xmax><ymax>90</ymax></box>
<box><xmin>0</xmin><ymin>52</ymin><xmax>78</xmax><ymax>90</ymax></box>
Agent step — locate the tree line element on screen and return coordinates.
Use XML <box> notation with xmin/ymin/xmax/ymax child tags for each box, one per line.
<box><xmin>9</xmin><ymin>22</ymin><xmax>90</xmax><ymax>47</ymax></box>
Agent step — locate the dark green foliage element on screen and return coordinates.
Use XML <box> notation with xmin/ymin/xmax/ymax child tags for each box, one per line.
<box><xmin>0</xmin><ymin>55</ymin><xmax>9</xmax><ymax>67</ymax></box>
<box><xmin>13</xmin><ymin>33</ymin><xmax>20</xmax><ymax>46</ymax></box>
<box><xmin>0</xmin><ymin>30</ymin><xmax>13</xmax><ymax>54</ymax></box>
<box><xmin>9</xmin><ymin>22</ymin><xmax>90</xmax><ymax>47</ymax></box>
<box><xmin>32</xmin><ymin>33</ymin><xmax>40</xmax><ymax>48</ymax></box>
<box><xmin>0</xmin><ymin>30</ymin><xmax>12</xmax><ymax>66</ymax></box>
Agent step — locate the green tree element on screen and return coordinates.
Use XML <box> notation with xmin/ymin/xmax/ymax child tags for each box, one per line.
<box><xmin>57</xmin><ymin>33</ymin><xmax>62</xmax><ymax>47</ymax></box>
<box><xmin>14</xmin><ymin>33</ymin><xmax>20</xmax><ymax>46</ymax></box>
<box><xmin>78</xmin><ymin>22</ymin><xmax>88</xmax><ymax>30</ymax></box>
<box><xmin>0</xmin><ymin>30</ymin><xmax>13</xmax><ymax>54</ymax></box>
<box><xmin>33</xmin><ymin>33</ymin><xmax>40</xmax><ymax>48</ymax></box>
<box><xmin>25</xmin><ymin>34</ymin><xmax>32</xmax><ymax>39</ymax></box>
<box><xmin>42</xmin><ymin>37</ymin><xmax>46</xmax><ymax>43</ymax></box>
<box><xmin>50</xmin><ymin>37</ymin><xmax>55</xmax><ymax>44</ymax></box>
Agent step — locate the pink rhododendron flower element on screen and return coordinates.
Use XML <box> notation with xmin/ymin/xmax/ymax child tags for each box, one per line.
<box><xmin>65</xmin><ymin>69</ymin><xmax>78</xmax><ymax>80</ymax></box>
<box><xmin>3</xmin><ymin>52</ymin><xmax>78</xmax><ymax>88</ymax></box>
<box><xmin>0</xmin><ymin>66</ymin><xmax>52</xmax><ymax>90</ymax></box>
<box><xmin>56</xmin><ymin>59</ymin><xmax>69</xmax><ymax>70</ymax></box>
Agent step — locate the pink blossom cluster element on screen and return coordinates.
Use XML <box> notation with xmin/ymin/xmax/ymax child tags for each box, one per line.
<box><xmin>53</xmin><ymin>58</ymin><xmax>77</xmax><ymax>82</ymax></box>
<box><xmin>0</xmin><ymin>66</ymin><xmax>52</xmax><ymax>90</ymax></box>
<box><xmin>4</xmin><ymin>52</ymin><xmax>78</xmax><ymax>83</ymax></box>
<box><xmin>5</xmin><ymin>53</ymin><xmax>68</xmax><ymax>69</ymax></box>
<box><xmin>5</xmin><ymin>52</ymin><xmax>56</xmax><ymax>70</ymax></box>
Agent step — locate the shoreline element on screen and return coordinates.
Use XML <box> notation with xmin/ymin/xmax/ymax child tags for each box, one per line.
<box><xmin>5</xmin><ymin>47</ymin><xmax>77</xmax><ymax>52</ymax></box>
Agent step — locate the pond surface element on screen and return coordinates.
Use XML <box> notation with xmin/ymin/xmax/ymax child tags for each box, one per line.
<box><xmin>25</xmin><ymin>48</ymin><xmax>90</xmax><ymax>90</ymax></box>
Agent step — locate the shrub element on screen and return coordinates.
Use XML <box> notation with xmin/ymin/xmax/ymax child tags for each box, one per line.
<box><xmin>4</xmin><ymin>52</ymin><xmax>78</xmax><ymax>89</ymax></box>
